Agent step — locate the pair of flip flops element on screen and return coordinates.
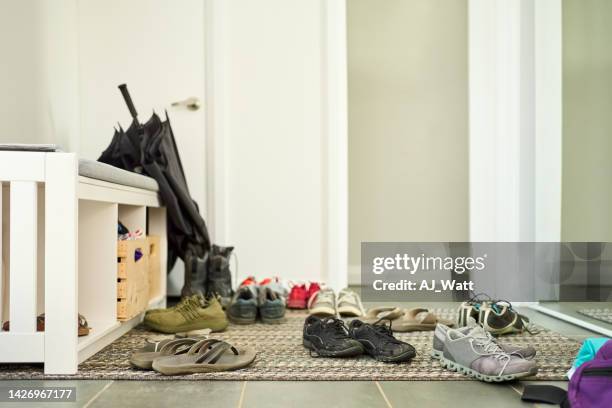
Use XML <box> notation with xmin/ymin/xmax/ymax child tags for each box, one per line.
<box><xmin>363</xmin><ymin>307</ymin><xmax>454</xmax><ymax>332</ymax></box>
<box><xmin>130</xmin><ymin>337</ymin><xmax>256</xmax><ymax>375</ymax></box>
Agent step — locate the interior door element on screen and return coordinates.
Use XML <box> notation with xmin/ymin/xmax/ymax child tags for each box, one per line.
<box><xmin>78</xmin><ymin>0</ymin><xmax>207</xmax><ymax>295</ymax></box>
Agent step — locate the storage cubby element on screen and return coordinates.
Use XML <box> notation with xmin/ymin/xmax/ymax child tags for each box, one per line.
<box><xmin>1</xmin><ymin>183</ymin><xmax>9</xmax><ymax>324</ymax></box>
<box><xmin>118</xmin><ymin>204</ymin><xmax>146</xmax><ymax>234</ymax></box>
<box><xmin>0</xmin><ymin>183</ymin><xmax>47</xmax><ymax>328</ymax></box>
<box><xmin>147</xmin><ymin>207</ymin><xmax>167</xmax><ymax>304</ymax></box>
<box><xmin>77</xmin><ymin>200</ymin><xmax>118</xmax><ymax>342</ymax></box>
<box><xmin>116</xmin><ymin>238</ymin><xmax>149</xmax><ymax>321</ymax></box>
<box><xmin>0</xmin><ymin>152</ymin><xmax>168</xmax><ymax>373</ymax></box>
<box><xmin>147</xmin><ymin>235</ymin><xmax>161</xmax><ymax>301</ymax></box>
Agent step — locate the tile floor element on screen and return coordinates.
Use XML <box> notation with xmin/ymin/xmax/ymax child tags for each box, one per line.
<box><xmin>0</xmin><ymin>301</ymin><xmax>602</xmax><ymax>408</ymax></box>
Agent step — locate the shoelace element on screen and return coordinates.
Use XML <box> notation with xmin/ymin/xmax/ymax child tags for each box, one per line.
<box><xmin>371</xmin><ymin>318</ymin><xmax>402</xmax><ymax>345</ymax></box>
<box><xmin>490</xmin><ymin>300</ymin><xmax>541</xmax><ymax>335</ymax></box>
<box><xmin>307</xmin><ymin>317</ymin><xmax>349</xmax><ymax>358</ymax></box>
<box><xmin>321</xmin><ymin>317</ymin><xmax>350</xmax><ymax>339</ymax></box>
<box><xmin>176</xmin><ymin>296</ymin><xmax>208</xmax><ymax>320</ymax></box>
<box><xmin>470</xmin><ymin>336</ymin><xmax>512</xmax><ymax>376</ymax></box>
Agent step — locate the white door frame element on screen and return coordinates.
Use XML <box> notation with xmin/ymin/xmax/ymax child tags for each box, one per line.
<box><xmin>204</xmin><ymin>0</ymin><xmax>349</xmax><ymax>289</ymax></box>
<box><xmin>468</xmin><ymin>0</ymin><xmax>562</xmax><ymax>243</ymax></box>
<box><xmin>321</xmin><ymin>0</ymin><xmax>349</xmax><ymax>290</ymax></box>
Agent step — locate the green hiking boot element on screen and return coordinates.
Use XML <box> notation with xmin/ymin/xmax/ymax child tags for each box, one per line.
<box><xmin>144</xmin><ymin>295</ymin><xmax>228</xmax><ymax>334</ymax></box>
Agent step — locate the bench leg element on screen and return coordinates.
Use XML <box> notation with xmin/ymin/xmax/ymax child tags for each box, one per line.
<box><xmin>44</xmin><ymin>153</ymin><xmax>78</xmax><ymax>374</ymax></box>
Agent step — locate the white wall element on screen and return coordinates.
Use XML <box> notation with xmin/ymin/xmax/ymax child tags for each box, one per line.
<box><xmin>218</xmin><ymin>0</ymin><xmax>330</xmax><ymax>283</ymax></box>
<box><xmin>562</xmin><ymin>0</ymin><xmax>612</xmax><ymax>241</ymax></box>
<box><xmin>347</xmin><ymin>0</ymin><xmax>469</xmax><ymax>282</ymax></box>
<box><xmin>0</xmin><ymin>0</ymin><xmax>79</xmax><ymax>151</ymax></box>
<box><xmin>77</xmin><ymin>0</ymin><xmax>207</xmax><ymax>217</ymax></box>
<box><xmin>1</xmin><ymin>0</ymin><xmax>341</xmax><ymax>286</ymax></box>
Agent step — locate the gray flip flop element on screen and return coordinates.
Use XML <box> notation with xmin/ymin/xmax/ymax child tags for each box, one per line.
<box><xmin>130</xmin><ymin>338</ymin><xmax>199</xmax><ymax>370</ymax></box>
<box><xmin>152</xmin><ymin>339</ymin><xmax>256</xmax><ymax>375</ymax></box>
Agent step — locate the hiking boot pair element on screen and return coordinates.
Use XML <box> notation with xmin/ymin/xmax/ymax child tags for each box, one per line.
<box><xmin>144</xmin><ymin>294</ymin><xmax>229</xmax><ymax>334</ymax></box>
<box><xmin>227</xmin><ymin>278</ymin><xmax>286</xmax><ymax>324</ymax></box>
<box><xmin>205</xmin><ymin>245</ymin><xmax>235</xmax><ymax>307</ymax></box>
<box><xmin>303</xmin><ymin>316</ymin><xmax>416</xmax><ymax>363</ymax></box>
<box><xmin>457</xmin><ymin>294</ymin><xmax>537</xmax><ymax>335</ymax></box>
<box><xmin>433</xmin><ymin>321</ymin><xmax>538</xmax><ymax>382</ymax></box>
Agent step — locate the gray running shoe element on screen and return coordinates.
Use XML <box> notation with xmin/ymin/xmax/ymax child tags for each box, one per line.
<box><xmin>258</xmin><ymin>284</ymin><xmax>286</xmax><ymax>324</ymax></box>
<box><xmin>432</xmin><ymin>320</ymin><xmax>537</xmax><ymax>360</ymax></box>
<box><xmin>227</xmin><ymin>284</ymin><xmax>258</xmax><ymax>324</ymax></box>
<box><xmin>439</xmin><ymin>326</ymin><xmax>538</xmax><ymax>382</ymax></box>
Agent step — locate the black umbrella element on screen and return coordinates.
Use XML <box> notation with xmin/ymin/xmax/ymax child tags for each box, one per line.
<box><xmin>99</xmin><ymin>84</ymin><xmax>210</xmax><ymax>297</ymax></box>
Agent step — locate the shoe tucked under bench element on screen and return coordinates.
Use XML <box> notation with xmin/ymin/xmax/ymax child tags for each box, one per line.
<box><xmin>0</xmin><ymin>152</ymin><xmax>167</xmax><ymax>374</ymax></box>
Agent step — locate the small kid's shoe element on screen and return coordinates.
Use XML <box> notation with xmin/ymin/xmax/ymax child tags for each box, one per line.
<box><xmin>307</xmin><ymin>282</ymin><xmax>321</xmax><ymax>301</ymax></box>
<box><xmin>288</xmin><ymin>284</ymin><xmax>308</xmax><ymax>309</ymax></box>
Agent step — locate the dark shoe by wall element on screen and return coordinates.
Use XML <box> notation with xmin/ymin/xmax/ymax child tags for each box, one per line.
<box><xmin>206</xmin><ymin>245</ymin><xmax>235</xmax><ymax>307</ymax></box>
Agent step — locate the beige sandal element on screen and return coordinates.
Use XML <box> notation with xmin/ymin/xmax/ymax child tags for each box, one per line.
<box><xmin>391</xmin><ymin>308</ymin><xmax>455</xmax><ymax>332</ymax></box>
<box><xmin>152</xmin><ymin>339</ymin><xmax>256</xmax><ymax>375</ymax></box>
<box><xmin>362</xmin><ymin>307</ymin><xmax>404</xmax><ymax>324</ymax></box>
<box><xmin>130</xmin><ymin>338</ymin><xmax>199</xmax><ymax>369</ymax></box>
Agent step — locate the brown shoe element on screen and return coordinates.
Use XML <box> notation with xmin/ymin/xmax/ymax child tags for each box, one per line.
<box><xmin>2</xmin><ymin>313</ymin><xmax>90</xmax><ymax>336</ymax></box>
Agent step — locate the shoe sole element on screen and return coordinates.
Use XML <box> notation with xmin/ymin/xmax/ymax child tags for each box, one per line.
<box><xmin>261</xmin><ymin>316</ymin><xmax>286</xmax><ymax>324</ymax></box>
<box><xmin>228</xmin><ymin>315</ymin><xmax>257</xmax><ymax>325</ymax></box>
<box><xmin>439</xmin><ymin>355</ymin><xmax>538</xmax><ymax>382</ymax></box>
<box><xmin>287</xmin><ymin>300</ymin><xmax>307</xmax><ymax>309</ymax></box>
<box><xmin>431</xmin><ymin>349</ymin><xmax>443</xmax><ymax>360</ymax></box>
<box><xmin>371</xmin><ymin>348</ymin><xmax>416</xmax><ymax>363</ymax></box>
<box><xmin>303</xmin><ymin>338</ymin><xmax>363</xmax><ymax>358</ymax></box>
<box><xmin>144</xmin><ymin>319</ymin><xmax>228</xmax><ymax>334</ymax></box>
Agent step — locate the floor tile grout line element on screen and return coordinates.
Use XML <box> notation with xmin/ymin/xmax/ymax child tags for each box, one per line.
<box><xmin>82</xmin><ymin>380</ymin><xmax>114</xmax><ymax>408</ymax></box>
<box><xmin>375</xmin><ymin>381</ymin><xmax>393</xmax><ymax>408</ymax></box>
<box><xmin>237</xmin><ymin>381</ymin><xmax>247</xmax><ymax>408</ymax></box>
<box><xmin>508</xmin><ymin>383</ymin><xmax>537</xmax><ymax>406</ymax></box>
<box><xmin>508</xmin><ymin>383</ymin><xmax>523</xmax><ymax>396</ymax></box>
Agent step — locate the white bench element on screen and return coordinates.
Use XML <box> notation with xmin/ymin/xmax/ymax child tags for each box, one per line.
<box><xmin>0</xmin><ymin>152</ymin><xmax>167</xmax><ymax>374</ymax></box>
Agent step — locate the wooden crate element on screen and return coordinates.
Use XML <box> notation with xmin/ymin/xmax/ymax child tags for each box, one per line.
<box><xmin>116</xmin><ymin>239</ymin><xmax>149</xmax><ymax>321</ymax></box>
<box><xmin>147</xmin><ymin>235</ymin><xmax>161</xmax><ymax>301</ymax></box>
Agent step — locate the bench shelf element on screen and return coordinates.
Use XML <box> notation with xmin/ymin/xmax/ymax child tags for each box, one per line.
<box><xmin>0</xmin><ymin>152</ymin><xmax>167</xmax><ymax>373</ymax></box>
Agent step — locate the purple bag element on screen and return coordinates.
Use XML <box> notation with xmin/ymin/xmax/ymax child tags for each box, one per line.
<box><xmin>568</xmin><ymin>340</ymin><xmax>612</xmax><ymax>408</ymax></box>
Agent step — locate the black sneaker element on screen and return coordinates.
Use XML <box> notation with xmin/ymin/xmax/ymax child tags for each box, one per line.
<box><xmin>349</xmin><ymin>319</ymin><xmax>416</xmax><ymax>363</ymax></box>
<box><xmin>303</xmin><ymin>316</ymin><xmax>364</xmax><ymax>357</ymax></box>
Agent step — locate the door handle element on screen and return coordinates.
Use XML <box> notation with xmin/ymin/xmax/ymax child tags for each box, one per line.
<box><xmin>171</xmin><ymin>97</ymin><xmax>201</xmax><ymax>111</ymax></box>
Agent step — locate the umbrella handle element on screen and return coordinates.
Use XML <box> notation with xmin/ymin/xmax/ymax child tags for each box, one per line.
<box><xmin>118</xmin><ymin>84</ymin><xmax>138</xmax><ymax>120</ymax></box>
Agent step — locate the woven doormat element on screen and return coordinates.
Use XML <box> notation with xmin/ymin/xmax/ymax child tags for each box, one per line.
<box><xmin>0</xmin><ymin>309</ymin><xmax>578</xmax><ymax>381</ymax></box>
<box><xmin>578</xmin><ymin>308</ymin><xmax>612</xmax><ymax>325</ymax></box>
